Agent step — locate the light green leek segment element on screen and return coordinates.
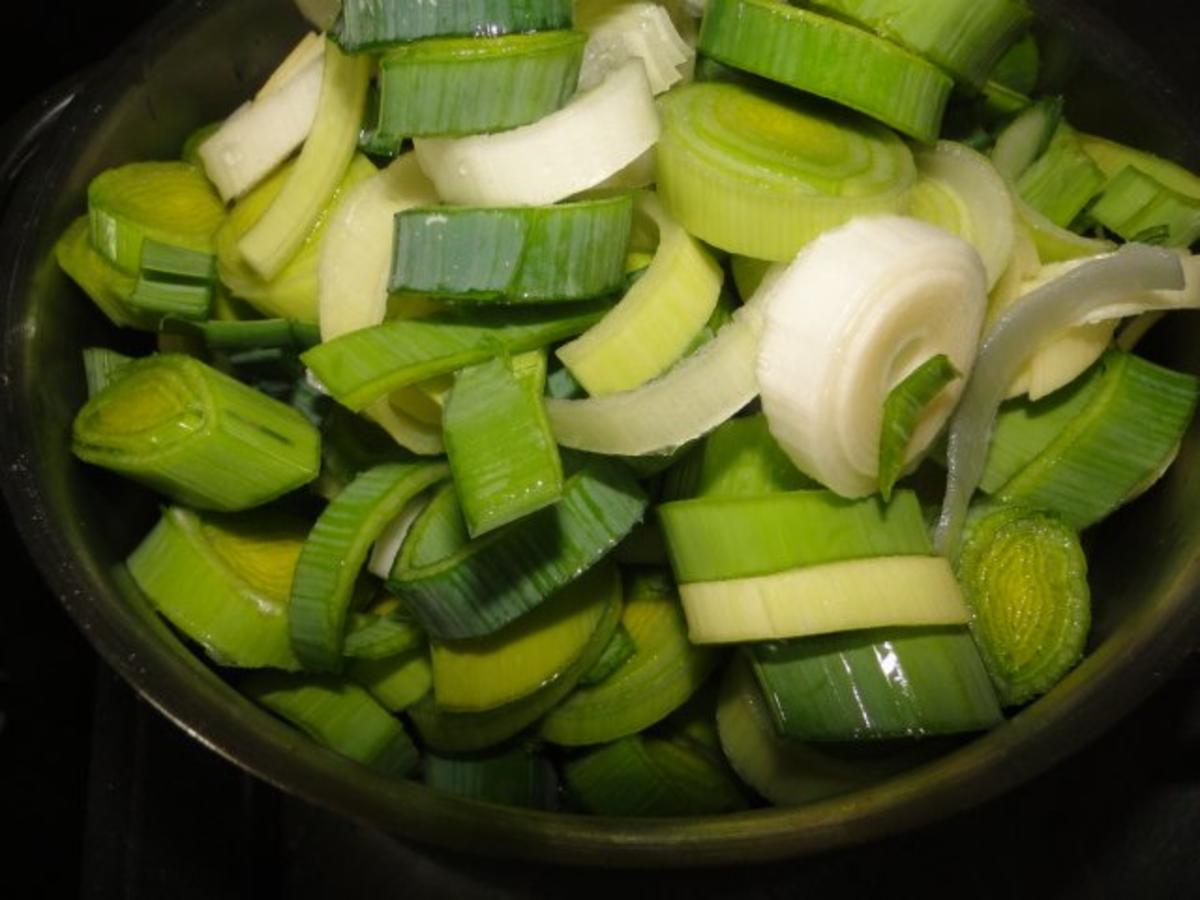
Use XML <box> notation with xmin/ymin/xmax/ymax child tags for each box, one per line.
<box><xmin>579</xmin><ymin>624</ymin><xmax>637</xmax><ymax>686</ymax></box>
<box><xmin>376</xmin><ymin>31</ymin><xmax>585</xmax><ymax>138</ymax></box>
<box><xmin>717</xmin><ymin>655</ymin><xmax>913</xmax><ymax>806</ymax></box>
<box><xmin>564</xmin><ymin>734</ymin><xmax>747</xmax><ymax>817</ymax></box>
<box><xmin>127</xmin><ymin>507</ymin><xmax>306</xmax><ymax>670</ymax></box>
<box><xmin>556</xmin><ymin>192</ymin><xmax>723</xmax><ymax>396</ymax></box>
<box><xmin>407</xmin><ymin>582</ymin><xmax>621</xmax><ymax>753</ymax></box>
<box><xmin>423</xmin><ymin>749</ymin><xmax>558</xmax><ymax>810</ymax></box>
<box><xmin>751</xmin><ymin>627</ymin><xmax>1003</xmax><ymax>741</ymax></box>
<box><xmin>1089</xmin><ymin>165</ymin><xmax>1200</xmax><ymax>247</ymax></box>
<box><xmin>956</xmin><ymin>505</ymin><xmax>1090</xmax><ymax>706</ymax></box>
<box><xmin>390</xmin><ymin>196</ymin><xmax>633</xmax><ymax>303</ymax></box>
<box><xmin>681</xmin><ymin>556</ymin><xmax>970</xmax><ymax>644</ymax></box>
<box><xmin>540</xmin><ymin>571</ymin><xmax>718</xmax><ymax>746</ymax></box>
<box><xmin>301</xmin><ymin>303</ymin><xmax>608</xmax><ymax>412</ymax></box>
<box><xmin>878</xmin><ymin>355</ymin><xmax>959</xmax><ymax>500</ymax></box>
<box><xmin>239</xmin><ymin>40</ymin><xmax>371</xmax><ymax>281</ymax></box>
<box><xmin>990</xmin><ymin>96</ymin><xmax>1062</xmax><ymax>182</ymax></box>
<box><xmin>990</xmin><ymin>31</ymin><xmax>1039</xmax><ymax>95</ymax></box>
<box><xmin>443</xmin><ymin>352</ymin><xmax>562</xmax><ymax>538</ymax></box>
<box><xmin>82</xmin><ymin>348</ymin><xmax>134</xmax><ymax>397</ymax></box>
<box><xmin>243</xmin><ymin>672</ymin><xmax>418</xmax><ymax>776</ymax></box>
<box><xmin>660</xmin><ymin>490</ymin><xmax>932</xmax><ymax>584</ymax></box>
<box><xmin>390</xmin><ymin>459</ymin><xmax>646</xmax><ymax>639</ymax></box>
<box><xmin>430</xmin><ymin>562</ymin><xmax>618</xmax><ymax>712</ymax></box>
<box><xmin>1079</xmin><ymin>132</ymin><xmax>1200</xmax><ymax>199</ymax></box>
<box><xmin>1016</xmin><ymin>125</ymin><xmax>1106</xmax><ymax>227</ymax></box>
<box><xmin>88</xmin><ymin>161</ymin><xmax>224</xmax><ymax>275</ymax></box>
<box><xmin>655</xmin><ymin>81</ymin><xmax>916</xmax><ymax>262</ymax></box>
<box><xmin>986</xmin><ymin>350</ymin><xmax>1199</xmax><ymax>529</ymax></box>
<box><xmin>807</xmin><ymin>0</ymin><xmax>1031</xmax><ymax>86</ymax></box>
<box><xmin>698</xmin><ymin>0</ymin><xmax>953</xmax><ymax>142</ymax></box>
<box><xmin>349</xmin><ymin>647</ymin><xmax>432</xmax><ymax>712</ymax></box>
<box><xmin>335</xmin><ymin>0</ymin><xmax>574</xmax><ymax>52</ymax></box>
<box><xmin>72</xmin><ymin>354</ymin><xmax>320</xmax><ymax>512</ymax></box>
<box><xmin>289</xmin><ymin>461</ymin><xmax>449</xmax><ymax>672</ymax></box>
<box><xmin>55</xmin><ymin>217</ymin><xmax>154</xmax><ymax>329</ymax></box>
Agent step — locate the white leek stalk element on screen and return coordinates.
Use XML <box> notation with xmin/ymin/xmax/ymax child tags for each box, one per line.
<box><xmin>757</xmin><ymin>216</ymin><xmax>987</xmax><ymax>498</ymax></box>
<box><xmin>414</xmin><ymin>61</ymin><xmax>661</xmax><ymax>206</ymax></box>
<box><xmin>577</xmin><ymin>2</ymin><xmax>693</xmax><ymax>95</ymax></box>
<box><xmin>199</xmin><ymin>35</ymin><xmax>325</xmax><ymax>202</ymax></box>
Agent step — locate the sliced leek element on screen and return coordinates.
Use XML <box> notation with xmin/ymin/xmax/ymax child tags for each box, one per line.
<box><xmin>318</xmin><ymin>153</ymin><xmax>439</xmax><ymax>342</ymax></box>
<box><xmin>1090</xmin><ymin>165</ymin><xmax>1200</xmax><ymax>247</ymax></box>
<box><xmin>239</xmin><ymin>40</ymin><xmax>371</xmax><ymax>280</ymax></box>
<box><xmin>577</xmin><ymin>2</ymin><xmax>693</xmax><ymax>95</ymax></box>
<box><xmin>55</xmin><ymin>217</ymin><xmax>152</xmax><ymax>329</ymax></box>
<box><xmin>423</xmin><ymin>749</ymin><xmax>558</xmax><ymax>810</ymax></box>
<box><xmin>1016</xmin><ymin>125</ymin><xmax>1105</xmax><ymax>228</ymax></box>
<box><xmin>757</xmin><ymin>216</ymin><xmax>986</xmax><ymax>498</ymax></box>
<box><xmin>698</xmin><ymin>0</ymin><xmax>953</xmax><ymax>142</ymax></box>
<box><xmin>82</xmin><ymin>348</ymin><xmax>134</xmax><ymax>397</ymax></box>
<box><xmin>289</xmin><ymin>461</ymin><xmax>449</xmax><ymax>671</ymax></box>
<box><xmin>335</xmin><ymin>0</ymin><xmax>573</xmax><ymax>52</ymax></box>
<box><xmin>390</xmin><ymin>196</ymin><xmax>633</xmax><ymax>302</ymax></box>
<box><xmin>936</xmin><ymin>246</ymin><xmax>1186</xmax><ymax>554</ymax></box>
<box><xmin>956</xmin><ymin>505</ymin><xmax>1090</xmax><ymax>706</ymax></box>
<box><xmin>127</xmin><ymin>507</ymin><xmax>305</xmax><ymax>670</ymax></box>
<box><xmin>199</xmin><ymin>36</ymin><xmax>325</xmax><ymax>202</ymax></box>
<box><xmin>655</xmin><ymin>81</ymin><xmax>917</xmax><ymax>261</ymax></box>
<box><xmin>877</xmin><ymin>355</ymin><xmax>959</xmax><ymax>500</ymax></box>
<box><xmin>555</xmin><ymin>192</ymin><xmax>722</xmax><ymax>396</ymax></box>
<box><xmin>414</xmin><ymin>61</ymin><xmax>660</xmax><ymax>206</ymax></box>
<box><xmin>681</xmin><ymin>555</ymin><xmax>969</xmax><ymax>644</ymax></box>
<box><xmin>72</xmin><ymin>354</ymin><xmax>320</xmax><ymax>511</ymax></box>
<box><xmin>349</xmin><ymin>647</ymin><xmax>432</xmax><ymax>712</ymax></box>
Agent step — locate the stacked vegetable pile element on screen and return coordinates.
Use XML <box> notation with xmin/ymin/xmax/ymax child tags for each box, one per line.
<box><xmin>59</xmin><ymin>0</ymin><xmax>1200</xmax><ymax>815</ymax></box>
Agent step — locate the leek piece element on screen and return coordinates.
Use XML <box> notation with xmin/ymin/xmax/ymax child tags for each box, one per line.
<box><xmin>935</xmin><ymin>246</ymin><xmax>1185</xmax><ymax>554</ymax></box>
<box><xmin>655</xmin><ymin>81</ymin><xmax>916</xmax><ymax>261</ymax></box>
<box><xmin>991</xmin><ymin>32</ymin><xmax>1039</xmax><ymax>95</ymax></box>
<box><xmin>443</xmin><ymin>353</ymin><xmax>562</xmax><ymax>538</ymax></box>
<box><xmin>545</xmin><ymin>292</ymin><xmax>764</xmax><ymax>456</ymax></box>
<box><xmin>303</xmin><ymin>303</ymin><xmax>606</xmax><ymax>412</ymax></box>
<box><xmin>1080</xmin><ymin>133</ymin><xmax>1200</xmax><ymax>199</ymax></box>
<box><xmin>243</xmin><ymin>672</ymin><xmax>418</xmax><ymax>775</ymax></box>
<box><xmin>730</xmin><ymin>256</ymin><xmax>772</xmax><ymax>304</ymax></box>
<box><xmin>990</xmin><ymin>97</ymin><xmax>1061</xmax><ymax>182</ymax></box>
<box><xmin>390</xmin><ymin>196</ymin><xmax>633</xmax><ymax>303</ymax></box>
<box><xmin>55</xmin><ymin>217</ymin><xmax>153</xmax><ymax>329</ymax></box>
<box><xmin>376</xmin><ymin>31</ymin><xmax>585</xmax><ymax>138</ymax></box>
<box><xmin>577</xmin><ymin>2</ymin><xmax>693</xmax><ymax>95</ymax></box>
<box><xmin>989</xmin><ymin>351</ymin><xmax>1199</xmax><ymax>529</ymax></box>
<box><xmin>681</xmin><ymin>555</ymin><xmax>969</xmax><ymax>644</ymax></box>
<box><xmin>579</xmin><ymin>624</ymin><xmax>637</xmax><ymax>686</ymax></box>
<box><xmin>239</xmin><ymin>40</ymin><xmax>371</xmax><ymax>281</ymax></box>
<box><xmin>1015</xmin><ymin>194</ymin><xmax>1115</xmax><ymax>263</ymax></box>
<box><xmin>956</xmin><ymin>505</ymin><xmax>1090</xmax><ymax>706</ymax></box>
<box><xmin>540</xmin><ymin>571</ymin><xmax>717</xmax><ymax>745</ymax></box>
<box><xmin>807</xmin><ymin>0</ymin><xmax>1031</xmax><ymax>87</ymax></box>
<box><xmin>555</xmin><ymin>192</ymin><xmax>722</xmax><ymax>396</ymax></box>
<box><xmin>564</xmin><ymin>734</ymin><xmax>746</xmax><ymax>816</ymax></box>
<box><xmin>660</xmin><ymin>489</ymin><xmax>931</xmax><ymax>583</ymax></box>
<box><xmin>289</xmin><ymin>461</ymin><xmax>449</xmax><ymax>671</ymax></box>
<box><xmin>199</xmin><ymin>38</ymin><xmax>325</xmax><ymax>202</ymax></box>
<box><xmin>319</xmin><ymin>153</ymin><xmax>439</xmax><ymax>341</ymax></box>
<box><xmin>88</xmin><ymin>162</ymin><xmax>224</xmax><ymax>275</ymax></box>
<box><xmin>698</xmin><ymin>0</ymin><xmax>952</xmax><ymax>142</ymax></box>
<box><xmin>662</xmin><ymin>413</ymin><xmax>814</xmax><ymax>501</ymax></box>
<box><xmin>751</xmin><ymin>627</ymin><xmax>1003</xmax><ymax>741</ymax></box>
<box><xmin>181</xmin><ymin>121</ymin><xmax>222</xmax><ymax>168</ymax></box>
<box><xmin>127</xmin><ymin>278</ymin><xmax>212</xmax><ymax>322</ymax></box>
<box><xmin>757</xmin><ymin>216</ymin><xmax>986</xmax><ymax>498</ymax></box>
<box><xmin>390</xmin><ymin>458</ymin><xmax>647</xmax><ymax>639</ymax></box>
<box><xmin>344</xmin><ymin>613</ymin><xmax>425</xmax><ymax>661</ymax></box>
<box><xmin>257</xmin><ymin>31</ymin><xmax>327</xmax><ymax>100</ymax></box>
<box><xmin>217</xmin><ymin>154</ymin><xmax>379</xmax><ymax>323</ymax></box>
<box><xmin>424</xmin><ymin>748</ymin><xmax>558</xmax><ymax>810</ymax></box>
<box><xmin>349</xmin><ymin>647</ymin><xmax>432</xmax><ymax>712</ymax></box>
<box><xmin>878</xmin><ymin>355</ymin><xmax>960</xmax><ymax>500</ymax></box>
<box><xmin>127</xmin><ymin>507</ymin><xmax>305</xmax><ymax>670</ymax></box>
<box><xmin>910</xmin><ymin>141</ymin><xmax>1015</xmax><ymax>289</ymax></box>
<box><xmin>82</xmin><ymin>348</ymin><xmax>134</xmax><ymax>397</ymax></box>
<box><xmin>1089</xmin><ymin>165</ymin><xmax>1200</xmax><ymax>247</ymax></box>
<box><xmin>367</xmin><ymin>490</ymin><xmax>433</xmax><ymax>578</ymax></box>
<box><xmin>717</xmin><ymin>655</ymin><xmax>911</xmax><ymax>806</ymax></box>
<box><xmin>72</xmin><ymin>354</ymin><xmax>320</xmax><ymax>511</ymax></box>
<box><xmin>414</xmin><ymin>61</ymin><xmax>660</xmax><ymax>206</ymax></box>
<box><xmin>1016</xmin><ymin>125</ymin><xmax>1106</xmax><ymax>227</ymax></box>
<box><xmin>335</xmin><ymin>0</ymin><xmax>574</xmax><ymax>52</ymax></box>
<box><xmin>179</xmin><ymin>318</ymin><xmax>322</xmax><ymax>353</ymax></box>
<box><xmin>408</xmin><ymin>581</ymin><xmax>621</xmax><ymax>752</ymax></box>
<box><xmin>430</xmin><ymin>561</ymin><xmax>618</xmax><ymax>712</ymax></box>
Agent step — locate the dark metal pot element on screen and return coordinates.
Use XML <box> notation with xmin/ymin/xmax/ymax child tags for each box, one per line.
<box><xmin>3</xmin><ymin>0</ymin><xmax>1199</xmax><ymax>867</ymax></box>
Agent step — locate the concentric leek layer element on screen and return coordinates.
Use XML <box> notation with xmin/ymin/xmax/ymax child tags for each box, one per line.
<box><xmin>336</xmin><ymin>0</ymin><xmax>574</xmax><ymax>52</ymax></box>
<box><xmin>376</xmin><ymin>31</ymin><xmax>585</xmax><ymax>138</ymax></box>
<box><xmin>808</xmin><ymin>0</ymin><xmax>1032</xmax><ymax>86</ymax></box>
<box><xmin>698</xmin><ymin>0</ymin><xmax>953</xmax><ymax>142</ymax></box>
<box><xmin>656</xmin><ymin>82</ymin><xmax>916</xmax><ymax>261</ymax></box>
<box><xmin>956</xmin><ymin>505</ymin><xmax>1090</xmax><ymax>706</ymax></box>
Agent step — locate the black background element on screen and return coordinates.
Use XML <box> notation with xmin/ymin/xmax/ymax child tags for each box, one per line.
<box><xmin>2</xmin><ymin>2</ymin><xmax>1199</xmax><ymax>898</ymax></box>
